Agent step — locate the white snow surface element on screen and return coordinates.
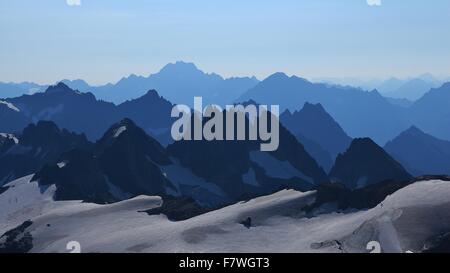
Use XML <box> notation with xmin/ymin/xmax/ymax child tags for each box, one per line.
<box><xmin>1</xmin><ymin>177</ymin><xmax>450</xmax><ymax>253</ymax></box>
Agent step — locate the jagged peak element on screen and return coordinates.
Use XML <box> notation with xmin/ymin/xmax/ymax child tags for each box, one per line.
<box><xmin>159</xmin><ymin>61</ymin><xmax>200</xmax><ymax>74</ymax></box>
<box><xmin>405</xmin><ymin>125</ymin><xmax>424</xmax><ymax>134</ymax></box>
<box><xmin>116</xmin><ymin>118</ymin><xmax>136</xmax><ymax>127</ymax></box>
<box><xmin>22</xmin><ymin>120</ymin><xmax>60</xmax><ymax>135</ymax></box>
<box><xmin>99</xmin><ymin>118</ymin><xmax>146</xmax><ymax>143</ymax></box>
<box><xmin>263</xmin><ymin>72</ymin><xmax>310</xmax><ymax>85</ymax></box>
<box><xmin>45</xmin><ymin>82</ymin><xmax>75</xmax><ymax>94</ymax></box>
<box><xmin>301</xmin><ymin>102</ymin><xmax>326</xmax><ymax>112</ymax></box>
<box><xmin>349</xmin><ymin>137</ymin><xmax>378</xmax><ymax>148</ymax></box>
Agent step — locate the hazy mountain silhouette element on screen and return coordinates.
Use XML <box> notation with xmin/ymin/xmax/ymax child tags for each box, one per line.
<box><xmin>384</xmin><ymin>126</ymin><xmax>450</xmax><ymax>176</ymax></box>
<box><xmin>0</xmin><ymin>83</ymin><xmax>28</xmax><ymax>98</ymax></box>
<box><xmin>410</xmin><ymin>82</ymin><xmax>450</xmax><ymax>141</ymax></box>
<box><xmin>60</xmin><ymin>79</ymin><xmax>92</xmax><ymax>92</ymax></box>
<box><xmin>280</xmin><ymin>102</ymin><xmax>352</xmax><ymax>160</ymax></box>
<box><xmin>385</xmin><ymin>97</ymin><xmax>413</xmax><ymax>108</ymax></box>
<box><xmin>0</xmin><ymin>82</ymin><xmax>46</xmax><ymax>98</ymax></box>
<box><xmin>374</xmin><ymin>77</ymin><xmax>405</xmax><ymax>94</ymax></box>
<box><xmin>239</xmin><ymin>73</ymin><xmax>409</xmax><ymax>144</ymax></box>
<box><xmin>5</xmin><ymin>83</ymin><xmax>119</xmax><ymax>140</ymax></box>
<box><xmin>385</xmin><ymin>78</ymin><xmax>440</xmax><ymax>101</ymax></box>
<box><xmin>329</xmin><ymin>138</ymin><xmax>412</xmax><ymax>189</ymax></box>
<box><xmin>315</xmin><ymin>74</ymin><xmax>444</xmax><ymax>102</ymax></box>
<box><xmin>80</xmin><ymin>61</ymin><xmax>259</xmax><ymax>105</ymax></box>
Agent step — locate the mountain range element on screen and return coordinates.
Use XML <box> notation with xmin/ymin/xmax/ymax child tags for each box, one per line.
<box><xmin>1</xmin><ymin>62</ymin><xmax>259</xmax><ymax>107</ymax></box>
<box><xmin>3</xmin><ymin>63</ymin><xmax>450</xmax><ymax>146</ymax></box>
<box><xmin>1</xmin><ymin>117</ymin><xmax>330</xmax><ymax>207</ymax></box>
<box><xmin>0</xmin><ymin>82</ymin><xmax>46</xmax><ymax>99</ymax></box>
<box><xmin>1</xmin><ymin>83</ymin><xmax>175</xmax><ymax>144</ymax></box>
<box><xmin>239</xmin><ymin>73</ymin><xmax>450</xmax><ymax>145</ymax></box>
<box><xmin>2</xmin><ymin>80</ymin><xmax>450</xmax><ymax>190</ymax></box>
<box><xmin>64</xmin><ymin>61</ymin><xmax>259</xmax><ymax>106</ymax></box>
<box><xmin>318</xmin><ymin>74</ymin><xmax>443</xmax><ymax>101</ymax></box>
<box><xmin>238</xmin><ymin>72</ymin><xmax>410</xmax><ymax>144</ymax></box>
<box><xmin>1</xmin><ymin>114</ymin><xmax>416</xmax><ymax>208</ymax></box>
<box><xmin>2</xmin><ymin>71</ymin><xmax>450</xmax><ymax>253</ymax></box>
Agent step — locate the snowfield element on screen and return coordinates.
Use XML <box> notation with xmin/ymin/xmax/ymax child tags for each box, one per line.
<box><xmin>1</xmin><ymin>176</ymin><xmax>450</xmax><ymax>253</ymax></box>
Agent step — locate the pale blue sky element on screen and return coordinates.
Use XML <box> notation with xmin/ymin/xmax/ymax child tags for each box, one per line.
<box><xmin>1</xmin><ymin>0</ymin><xmax>449</xmax><ymax>85</ymax></box>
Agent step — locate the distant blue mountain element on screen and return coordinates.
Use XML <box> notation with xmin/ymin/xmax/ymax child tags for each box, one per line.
<box><xmin>384</xmin><ymin>78</ymin><xmax>440</xmax><ymax>101</ymax></box>
<box><xmin>410</xmin><ymin>82</ymin><xmax>450</xmax><ymax>141</ymax></box>
<box><xmin>385</xmin><ymin>126</ymin><xmax>450</xmax><ymax>176</ymax></box>
<box><xmin>375</xmin><ymin>77</ymin><xmax>405</xmax><ymax>94</ymax></box>
<box><xmin>385</xmin><ymin>97</ymin><xmax>413</xmax><ymax>108</ymax></box>
<box><xmin>319</xmin><ymin>75</ymin><xmax>442</xmax><ymax>102</ymax></box>
<box><xmin>239</xmin><ymin>73</ymin><xmax>410</xmax><ymax>144</ymax></box>
<box><xmin>0</xmin><ymin>82</ymin><xmax>46</xmax><ymax>98</ymax></box>
<box><xmin>60</xmin><ymin>79</ymin><xmax>92</xmax><ymax>92</ymax></box>
<box><xmin>66</xmin><ymin>61</ymin><xmax>259</xmax><ymax>106</ymax></box>
<box><xmin>280</xmin><ymin>103</ymin><xmax>352</xmax><ymax>171</ymax></box>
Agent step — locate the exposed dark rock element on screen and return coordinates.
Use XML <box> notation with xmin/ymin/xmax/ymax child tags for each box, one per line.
<box><xmin>0</xmin><ymin>186</ymin><xmax>8</xmax><ymax>195</ymax></box>
<box><xmin>240</xmin><ymin>217</ymin><xmax>252</xmax><ymax>229</ymax></box>
<box><xmin>0</xmin><ymin>120</ymin><xmax>92</xmax><ymax>186</ymax></box>
<box><xmin>423</xmin><ymin>232</ymin><xmax>450</xmax><ymax>253</ymax></box>
<box><xmin>143</xmin><ymin>196</ymin><xmax>211</xmax><ymax>221</ymax></box>
<box><xmin>0</xmin><ymin>220</ymin><xmax>33</xmax><ymax>253</ymax></box>
<box><xmin>33</xmin><ymin>119</ymin><xmax>175</xmax><ymax>204</ymax></box>
<box><xmin>168</xmin><ymin>111</ymin><xmax>328</xmax><ymax>200</ymax></box>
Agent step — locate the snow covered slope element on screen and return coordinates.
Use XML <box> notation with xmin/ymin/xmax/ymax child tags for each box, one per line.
<box><xmin>1</xmin><ymin>176</ymin><xmax>450</xmax><ymax>253</ymax></box>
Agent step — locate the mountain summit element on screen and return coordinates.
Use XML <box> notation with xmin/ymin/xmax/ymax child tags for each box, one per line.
<box><xmin>78</xmin><ymin>61</ymin><xmax>259</xmax><ymax>105</ymax></box>
<box><xmin>329</xmin><ymin>138</ymin><xmax>411</xmax><ymax>189</ymax></box>
<box><xmin>281</xmin><ymin>102</ymin><xmax>352</xmax><ymax>159</ymax></box>
<box><xmin>384</xmin><ymin>126</ymin><xmax>450</xmax><ymax>176</ymax></box>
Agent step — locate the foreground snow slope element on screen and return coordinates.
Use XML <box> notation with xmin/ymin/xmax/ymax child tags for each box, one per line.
<box><xmin>1</xmin><ymin>176</ymin><xmax>450</xmax><ymax>253</ymax></box>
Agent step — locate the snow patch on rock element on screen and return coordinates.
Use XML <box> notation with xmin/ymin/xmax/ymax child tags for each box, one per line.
<box><xmin>0</xmin><ymin>133</ymin><xmax>19</xmax><ymax>144</ymax></box>
<box><xmin>113</xmin><ymin>126</ymin><xmax>127</xmax><ymax>138</ymax></box>
<box><xmin>0</xmin><ymin>100</ymin><xmax>20</xmax><ymax>112</ymax></box>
